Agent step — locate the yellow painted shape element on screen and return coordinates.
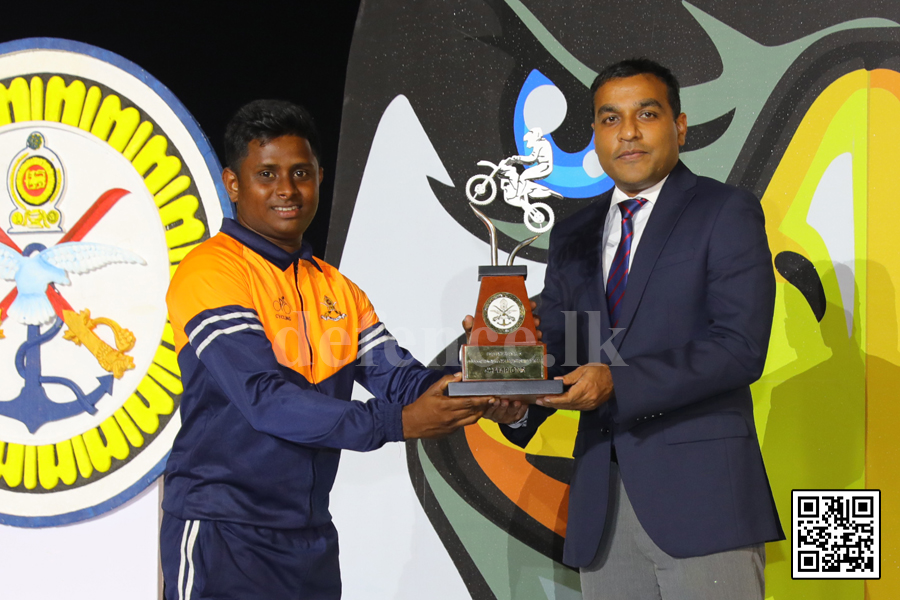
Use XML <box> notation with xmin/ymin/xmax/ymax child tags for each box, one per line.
<box><xmin>122</xmin><ymin>121</ymin><xmax>153</xmax><ymax>161</ymax></box>
<box><xmin>152</xmin><ymin>342</ymin><xmax>180</xmax><ymax>377</ymax></box>
<box><xmin>161</xmin><ymin>321</ymin><xmax>176</xmax><ymax>346</ymax></box>
<box><xmin>148</xmin><ymin>362</ymin><xmax>183</xmax><ymax>395</ymax></box>
<box><xmin>154</xmin><ymin>175</ymin><xmax>191</xmax><ymax>208</ymax></box>
<box><xmin>757</xmin><ymin>71</ymin><xmax>870</xmax><ymax>599</ymax></box>
<box><xmin>864</xmin><ymin>69</ymin><xmax>900</xmax><ymax>600</ymax></box>
<box><xmin>125</xmin><ymin>375</ymin><xmax>176</xmax><ymax>435</ymax></box>
<box><xmin>45</xmin><ymin>76</ymin><xmax>87</xmax><ymax>126</ymax></box>
<box><xmin>78</xmin><ymin>86</ymin><xmax>102</xmax><ymax>131</ymax></box>
<box><xmin>90</xmin><ymin>94</ymin><xmax>141</xmax><ymax>151</ymax></box>
<box><xmin>756</xmin><ymin>80</ymin><xmax>868</xmax><ymax>437</ymax></box>
<box><xmin>159</xmin><ymin>194</ymin><xmax>206</xmax><ymax>249</ymax></box>
<box><xmin>113</xmin><ymin>407</ymin><xmax>145</xmax><ymax>448</ymax></box>
<box><xmin>0</xmin><ymin>442</ymin><xmax>25</xmax><ymax>487</ymax></box>
<box><xmin>82</xmin><ymin>416</ymin><xmax>130</xmax><ymax>472</ymax></box>
<box><xmin>477</xmin><ymin>409</ymin><xmax>579</xmax><ymax>458</ymax></box>
<box><xmin>132</xmin><ymin>135</ymin><xmax>182</xmax><ymax>194</ymax></box>
<box><xmin>37</xmin><ymin>441</ymin><xmax>78</xmax><ymax>489</ymax></box>
<box><xmin>71</xmin><ymin>435</ymin><xmax>93</xmax><ymax>479</ymax></box>
<box><xmin>29</xmin><ymin>76</ymin><xmax>42</xmax><ymax>121</ymax></box>
<box><xmin>23</xmin><ymin>445</ymin><xmax>37</xmax><ymax>489</ymax></box>
<box><xmin>0</xmin><ymin>77</ymin><xmax>30</xmax><ymax>125</ymax></box>
<box><xmin>522</xmin><ymin>410</ymin><xmax>577</xmax><ymax>457</ymax></box>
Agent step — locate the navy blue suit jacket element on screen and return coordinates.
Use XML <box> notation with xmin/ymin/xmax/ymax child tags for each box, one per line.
<box><xmin>506</xmin><ymin>162</ymin><xmax>784</xmax><ymax>567</ymax></box>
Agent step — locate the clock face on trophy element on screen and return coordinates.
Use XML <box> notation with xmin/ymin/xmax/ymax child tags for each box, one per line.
<box><xmin>483</xmin><ymin>292</ymin><xmax>525</xmax><ymax>334</ymax></box>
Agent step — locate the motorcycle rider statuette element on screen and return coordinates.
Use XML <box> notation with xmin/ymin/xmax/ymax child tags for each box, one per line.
<box><xmin>447</xmin><ymin>128</ymin><xmax>563</xmax><ymax>401</ymax></box>
<box><xmin>465</xmin><ymin>128</ymin><xmax>559</xmax><ymax>233</ymax></box>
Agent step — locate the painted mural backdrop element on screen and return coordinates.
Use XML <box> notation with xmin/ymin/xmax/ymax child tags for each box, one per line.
<box><xmin>0</xmin><ymin>39</ymin><xmax>228</xmax><ymax>526</ymax></box>
<box><xmin>331</xmin><ymin>1</ymin><xmax>900</xmax><ymax>598</ymax></box>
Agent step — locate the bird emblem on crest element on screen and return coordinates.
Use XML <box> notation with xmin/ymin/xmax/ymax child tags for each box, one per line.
<box><xmin>0</xmin><ymin>241</ymin><xmax>145</xmax><ymax>325</ymax></box>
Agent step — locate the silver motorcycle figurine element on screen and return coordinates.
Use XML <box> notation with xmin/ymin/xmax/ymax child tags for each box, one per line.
<box><xmin>465</xmin><ymin>128</ymin><xmax>560</xmax><ymax>234</ymax></box>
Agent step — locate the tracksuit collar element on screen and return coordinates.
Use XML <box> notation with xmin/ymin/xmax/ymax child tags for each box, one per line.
<box><xmin>220</xmin><ymin>218</ymin><xmax>322</xmax><ymax>272</ymax></box>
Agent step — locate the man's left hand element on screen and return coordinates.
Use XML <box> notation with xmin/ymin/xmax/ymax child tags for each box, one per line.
<box><xmin>536</xmin><ymin>363</ymin><xmax>613</xmax><ymax>411</ymax></box>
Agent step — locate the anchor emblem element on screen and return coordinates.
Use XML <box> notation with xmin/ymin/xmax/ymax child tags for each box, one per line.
<box><xmin>0</xmin><ymin>188</ymin><xmax>145</xmax><ymax>432</ymax></box>
<box><xmin>0</xmin><ymin>318</ymin><xmax>113</xmax><ymax>433</ymax></box>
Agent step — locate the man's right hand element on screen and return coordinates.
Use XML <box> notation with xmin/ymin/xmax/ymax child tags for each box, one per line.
<box><xmin>402</xmin><ymin>373</ymin><xmax>493</xmax><ymax>439</ymax></box>
<box><xmin>536</xmin><ymin>363</ymin><xmax>613</xmax><ymax>411</ymax></box>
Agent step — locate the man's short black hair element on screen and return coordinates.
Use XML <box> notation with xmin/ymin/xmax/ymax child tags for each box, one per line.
<box><xmin>224</xmin><ymin>99</ymin><xmax>322</xmax><ymax>171</ymax></box>
<box><xmin>590</xmin><ymin>58</ymin><xmax>681</xmax><ymax>118</ymax></box>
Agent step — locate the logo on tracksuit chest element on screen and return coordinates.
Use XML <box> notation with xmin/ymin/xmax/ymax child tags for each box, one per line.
<box><xmin>320</xmin><ymin>295</ymin><xmax>347</xmax><ymax>322</ymax></box>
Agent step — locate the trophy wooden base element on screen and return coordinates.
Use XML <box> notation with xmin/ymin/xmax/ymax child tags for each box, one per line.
<box><xmin>446</xmin><ymin>378</ymin><xmax>563</xmax><ymax>403</ymax></box>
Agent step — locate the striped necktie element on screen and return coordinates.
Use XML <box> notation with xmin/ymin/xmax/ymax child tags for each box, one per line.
<box><xmin>606</xmin><ymin>197</ymin><xmax>648</xmax><ymax>327</ymax></box>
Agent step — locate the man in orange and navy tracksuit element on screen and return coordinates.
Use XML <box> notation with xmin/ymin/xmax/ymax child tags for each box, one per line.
<box><xmin>159</xmin><ymin>100</ymin><xmax>492</xmax><ymax>600</ymax></box>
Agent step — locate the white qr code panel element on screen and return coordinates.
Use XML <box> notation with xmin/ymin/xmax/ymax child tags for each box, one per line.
<box><xmin>792</xmin><ymin>490</ymin><xmax>880</xmax><ymax>579</ymax></box>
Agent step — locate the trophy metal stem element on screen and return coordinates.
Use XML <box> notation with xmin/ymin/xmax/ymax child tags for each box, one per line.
<box><xmin>507</xmin><ymin>234</ymin><xmax>540</xmax><ymax>266</ymax></box>
<box><xmin>470</xmin><ymin>204</ymin><xmax>498</xmax><ymax>266</ymax></box>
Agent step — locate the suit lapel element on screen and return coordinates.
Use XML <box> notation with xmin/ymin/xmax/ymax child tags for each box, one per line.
<box><xmin>612</xmin><ymin>162</ymin><xmax>697</xmax><ymax>349</ymax></box>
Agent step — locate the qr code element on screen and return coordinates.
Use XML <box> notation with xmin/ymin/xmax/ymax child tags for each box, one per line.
<box><xmin>792</xmin><ymin>490</ymin><xmax>880</xmax><ymax>579</ymax></box>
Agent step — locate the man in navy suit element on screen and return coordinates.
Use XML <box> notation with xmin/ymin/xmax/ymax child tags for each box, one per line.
<box><xmin>497</xmin><ymin>59</ymin><xmax>784</xmax><ymax>599</ymax></box>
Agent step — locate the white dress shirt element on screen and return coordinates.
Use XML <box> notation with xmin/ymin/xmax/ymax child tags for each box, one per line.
<box><xmin>602</xmin><ymin>174</ymin><xmax>669</xmax><ymax>288</ymax></box>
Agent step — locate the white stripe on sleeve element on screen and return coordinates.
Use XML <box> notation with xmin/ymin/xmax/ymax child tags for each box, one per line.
<box><xmin>357</xmin><ymin>334</ymin><xmax>395</xmax><ymax>359</ymax></box>
<box><xmin>358</xmin><ymin>323</ymin><xmax>386</xmax><ymax>345</ymax></box>
<box><xmin>188</xmin><ymin>311</ymin><xmax>259</xmax><ymax>346</ymax></box>
<box><xmin>195</xmin><ymin>323</ymin><xmax>265</xmax><ymax>357</ymax></box>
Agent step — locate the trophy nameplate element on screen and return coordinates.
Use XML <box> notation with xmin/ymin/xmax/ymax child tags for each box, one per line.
<box><xmin>447</xmin><ymin>206</ymin><xmax>563</xmax><ymax>401</ymax></box>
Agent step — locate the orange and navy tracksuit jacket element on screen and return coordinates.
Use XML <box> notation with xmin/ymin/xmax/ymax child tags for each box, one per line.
<box><xmin>162</xmin><ymin>218</ymin><xmax>442</xmax><ymax>529</ymax></box>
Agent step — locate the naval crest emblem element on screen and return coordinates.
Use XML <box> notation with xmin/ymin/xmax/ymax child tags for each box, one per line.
<box><xmin>0</xmin><ymin>38</ymin><xmax>229</xmax><ymax>527</ymax></box>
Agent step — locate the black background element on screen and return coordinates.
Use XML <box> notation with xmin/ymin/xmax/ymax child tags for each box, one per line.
<box><xmin>0</xmin><ymin>1</ymin><xmax>361</xmax><ymax>257</ymax></box>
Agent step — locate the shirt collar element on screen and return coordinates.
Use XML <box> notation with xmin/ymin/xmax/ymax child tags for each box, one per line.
<box><xmin>610</xmin><ymin>174</ymin><xmax>670</xmax><ymax>208</ymax></box>
<box><xmin>220</xmin><ymin>218</ymin><xmax>322</xmax><ymax>272</ymax></box>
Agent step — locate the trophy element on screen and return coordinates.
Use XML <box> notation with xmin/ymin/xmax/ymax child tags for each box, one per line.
<box><xmin>447</xmin><ymin>205</ymin><xmax>563</xmax><ymax>401</ymax></box>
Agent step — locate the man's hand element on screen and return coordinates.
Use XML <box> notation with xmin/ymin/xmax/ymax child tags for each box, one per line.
<box><xmin>462</xmin><ymin>300</ymin><xmax>541</xmax><ymax>344</ymax></box>
<box><xmin>536</xmin><ymin>363</ymin><xmax>613</xmax><ymax>411</ymax></box>
<box><xmin>462</xmin><ymin>314</ymin><xmax>475</xmax><ymax>344</ymax></box>
<box><xmin>482</xmin><ymin>398</ymin><xmax>528</xmax><ymax>424</ymax></box>
<box><xmin>402</xmin><ymin>373</ymin><xmax>493</xmax><ymax>439</ymax></box>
